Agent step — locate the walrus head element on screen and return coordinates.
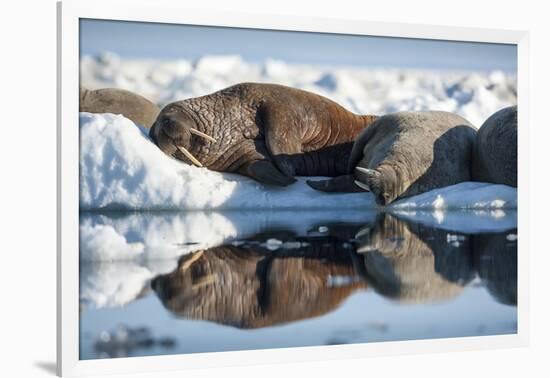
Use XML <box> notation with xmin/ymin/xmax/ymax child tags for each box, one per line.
<box><xmin>149</xmin><ymin>103</ymin><xmax>216</xmax><ymax>167</ymax></box>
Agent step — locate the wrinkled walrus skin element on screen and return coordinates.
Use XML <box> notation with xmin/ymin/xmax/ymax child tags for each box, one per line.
<box><xmin>79</xmin><ymin>87</ymin><xmax>160</xmax><ymax>128</ymax></box>
<box><xmin>472</xmin><ymin>106</ymin><xmax>517</xmax><ymax>187</ymax></box>
<box><xmin>307</xmin><ymin>111</ymin><xmax>477</xmax><ymax>205</ymax></box>
<box><xmin>149</xmin><ymin>83</ymin><xmax>378</xmax><ymax>186</ymax></box>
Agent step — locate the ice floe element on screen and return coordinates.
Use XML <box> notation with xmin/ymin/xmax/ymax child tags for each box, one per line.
<box><xmin>79</xmin><ymin>113</ymin><xmax>517</xmax><ymax>211</ymax></box>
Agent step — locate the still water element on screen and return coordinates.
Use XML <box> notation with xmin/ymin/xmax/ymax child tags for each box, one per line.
<box><xmin>79</xmin><ymin>210</ymin><xmax>517</xmax><ymax>359</ymax></box>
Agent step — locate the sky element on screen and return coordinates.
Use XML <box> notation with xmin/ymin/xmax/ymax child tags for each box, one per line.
<box><xmin>80</xmin><ymin>19</ymin><xmax>517</xmax><ymax>72</ymax></box>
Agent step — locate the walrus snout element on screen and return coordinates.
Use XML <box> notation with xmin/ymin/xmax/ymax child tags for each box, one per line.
<box><xmin>151</xmin><ymin>113</ymin><xmax>202</xmax><ymax>166</ymax></box>
<box><xmin>150</xmin><ymin>275</ymin><xmax>174</xmax><ymax>301</ymax></box>
<box><xmin>154</xmin><ymin>113</ymin><xmax>193</xmax><ymax>144</ymax></box>
<box><xmin>151</xmin><ymin>107</ymin><xmax>217</xmax><ymax>167</ymax></box>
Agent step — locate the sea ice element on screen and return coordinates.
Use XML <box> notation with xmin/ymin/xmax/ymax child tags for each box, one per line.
<box><xmin>79</xmin><ymin>113</ymin><xmax>517</xmax><ymax>211</ymax></box>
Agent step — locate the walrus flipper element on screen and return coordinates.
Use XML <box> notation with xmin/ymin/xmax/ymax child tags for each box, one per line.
<box><xmin>240</xmin><ymin>160</ymin><xmax>297</xmax><ymax>187</ymax></box>
<box><xmin>306</xmin><ymin>175</ymin><xmax>364</xmax><ymax>193</ymax></box>
<box><xmin>260</xmin><ymin>104</ymin><xmax>303</xmax><ymax>178</ymax></box>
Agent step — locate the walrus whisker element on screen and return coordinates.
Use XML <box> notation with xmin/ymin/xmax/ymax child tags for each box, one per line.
<box><xmin>189</xmin><ymin>128</ymin><xmax>216</xmax><ymax>143</ymax></box>
<box><xmin>175</xmin><ymin>144</ymin><xmax>203</xmax><ymax>167</ymax></box>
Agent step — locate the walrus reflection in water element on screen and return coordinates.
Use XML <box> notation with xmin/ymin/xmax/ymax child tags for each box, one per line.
<box><xmin>149</xmin><ymin>83</ymin><xmax>378</xmax><ymax>186</ymax></box>
<box><xmin>472</xmin><ymin>230</ymin><xmax>517</xmax><ymax>306</ymax></box>
<box><xmin>151</xmin><ymin>238</ymin><xmax>365</xmax><ymax>328</ymax></box>
<box><xmin>353</xmin><ymin>214</ymin><xmax>476</xmax><ymax>304</ymax></box>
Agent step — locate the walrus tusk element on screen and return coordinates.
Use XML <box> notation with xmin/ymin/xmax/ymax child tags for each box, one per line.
<box><xmin>354</xmin><ymin>180</ymin><xmax>371</xmax><ymax>191</ymax></box>
<box><xmin>189</xmin><ymin>128</ymin><xmax>216</xmax><ymax>143</ymax></box>
<box><xmin>191</xmin><ymin>274</ymin><xmax>216</xmax><ymax>290</ymax></box>
<box><xmin>175</xmin><ymin>144</ymin><xmax>203</xmax><ymax>167</ymax></box>
<box><xmin>179</xmin><ymin>250</ymin><xmax>204</xmax><ymax>271</ymax></box>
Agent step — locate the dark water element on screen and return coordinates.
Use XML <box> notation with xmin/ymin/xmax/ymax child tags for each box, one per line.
<box><xmin>79</xmin><ymin>210</ymin><xmax>517</xmax><ymax>360</ymax></box>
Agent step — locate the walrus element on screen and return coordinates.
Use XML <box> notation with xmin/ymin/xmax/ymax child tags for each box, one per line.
<box><xmin>149</xmin><ymin>83</ymin><xmax>378</xmax><ymax>186</ymax></box>
<box><xmin>472</xmin><ymin>106</ymin><xmax>517</xmax><ymax>187</ymax></box>
<box><xmin>79</xmin><ymin>87</ymin><xmax>160</xmax><ymax>128</ymax></box>
<box><xmin>472</xmin><ymin>230</ymin><xmax>517</xmax><ymax>306</ymax></box>
<box><xmin>352</xmin><ymin>214</ymin><xmax>475</xmax><ymax>304</ymax></box>
<box><xmin>150</xmin><ymin>238</ymin><xmax>365</xmax><ymax>328</ymax></box>
<box><xmin>307</xmin><ymin>111</ymin><xmax>477</xmax><ymax>205</ymax></box>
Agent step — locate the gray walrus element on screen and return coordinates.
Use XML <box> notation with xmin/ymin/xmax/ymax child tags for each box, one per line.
<box><xmin>353</xmin><ymin>214</ymin><xmax>475</xmax><ymax>304</ymax></box>
<box><xmin>472</xmin><ymin>230</ymin><xmax>517</xmax><ymax>306</ymax></box>
<box><xmin>149</xmin><ymin>83</ymin><xmax>378</xmax><ymax>186</ymax></box>
<box><xmin>472</xmin><ymin>106</ymin><xmax>517</xmax><ymax>187</ymax></box>
<box><xmin>79</xmin><ymin>87</ymin><xmax>160</xmax><ymax>128</ymax></box>
<box><xmin>307</xmin><ymin>111</ymin><xmax>476</xmax><ymax>205</ymax></box>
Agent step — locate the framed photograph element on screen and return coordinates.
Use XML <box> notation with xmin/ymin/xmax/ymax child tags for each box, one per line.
<box><xmin>57</xmin><ymin>0</ymin><xmax>529</xmax><ymax>376</ymax></box>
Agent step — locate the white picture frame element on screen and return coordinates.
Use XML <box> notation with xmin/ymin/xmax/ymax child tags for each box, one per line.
<box><xmin>57</xmin><ymin>1</ymin><xmax>530</xmax><ymax>376</ymax></box>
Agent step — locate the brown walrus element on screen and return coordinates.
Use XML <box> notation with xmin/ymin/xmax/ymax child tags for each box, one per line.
<box><xmin>307</xmin><ymin>111</ymin><xmax>477</xmax><ymax>205</ymax></box>
<box><xmin>149</xmin><ymin>83</ymin><xmax>378</xmax><ymax>186</ymax></box>
<box><xmin>472</xmin><ymin>106</ymin><xmax>517</xmax><ymax>187</ymax></box>
<box><xmin>79</xmin><ymin>87</ymin><xmax>160</xmax><ymax>128</ymax></box>
<box><xmin>150</xmin><ymin>239</ymin><xmax>365</xmax><ymax>328</ymax></box>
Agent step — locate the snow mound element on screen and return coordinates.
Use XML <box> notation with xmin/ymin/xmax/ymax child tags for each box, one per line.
<box><xmin>80</xmin><ymin>113</ymin><xmax>517</xmax><ymax>211</ymax></box>
<box><xmin>391</xmin><ymin>182</ymin><xmax>517</xmax><ymax>210</ymax></box>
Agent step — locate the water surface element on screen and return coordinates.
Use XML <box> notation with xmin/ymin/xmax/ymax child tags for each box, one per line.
<box><xmin>79</xmin><ymin>210</ymin><xmax>517</xmax><ymax>359</ymax></box>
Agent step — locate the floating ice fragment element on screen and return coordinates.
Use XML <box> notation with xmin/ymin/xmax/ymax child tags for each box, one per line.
<box><xmin>491</xmin><ymin>209</ymin><xmax>506</xmax><ymax>218</ymax></box>
<box><xmin>433</xmin><ymin>209</ymin><xmax>445</xmax><ymax>224</ymax></box>
<box><xmin>491</xmin><ymin>199</ymin><xmax>506</xmax><ymax>208</ymax></box>
<box><xmin>264</xmin><ymin>238</ymin><xmax>283</xmax><ymax>251</ymax></box>
<box><xmin>433</xmin><ymin>195</ymin><xmax>446</xmax><ymax>209</ymax></box>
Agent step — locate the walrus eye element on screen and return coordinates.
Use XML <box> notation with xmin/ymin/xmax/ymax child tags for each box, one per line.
<box><xmin>189</xmin><ymin>128</ymin><xmax>216</xmax><ymax>143</ymax></box>
<box><xmin>174</xmin><ymin>143</ymin><xmax>203</xmax><ymax>167</ymax></box>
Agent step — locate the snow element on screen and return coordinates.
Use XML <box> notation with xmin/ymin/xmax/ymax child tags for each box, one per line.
<box><xmin>390</xmin><ymin>182</ymin><xmax>517</xmax><ymax>210</ymax></box>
